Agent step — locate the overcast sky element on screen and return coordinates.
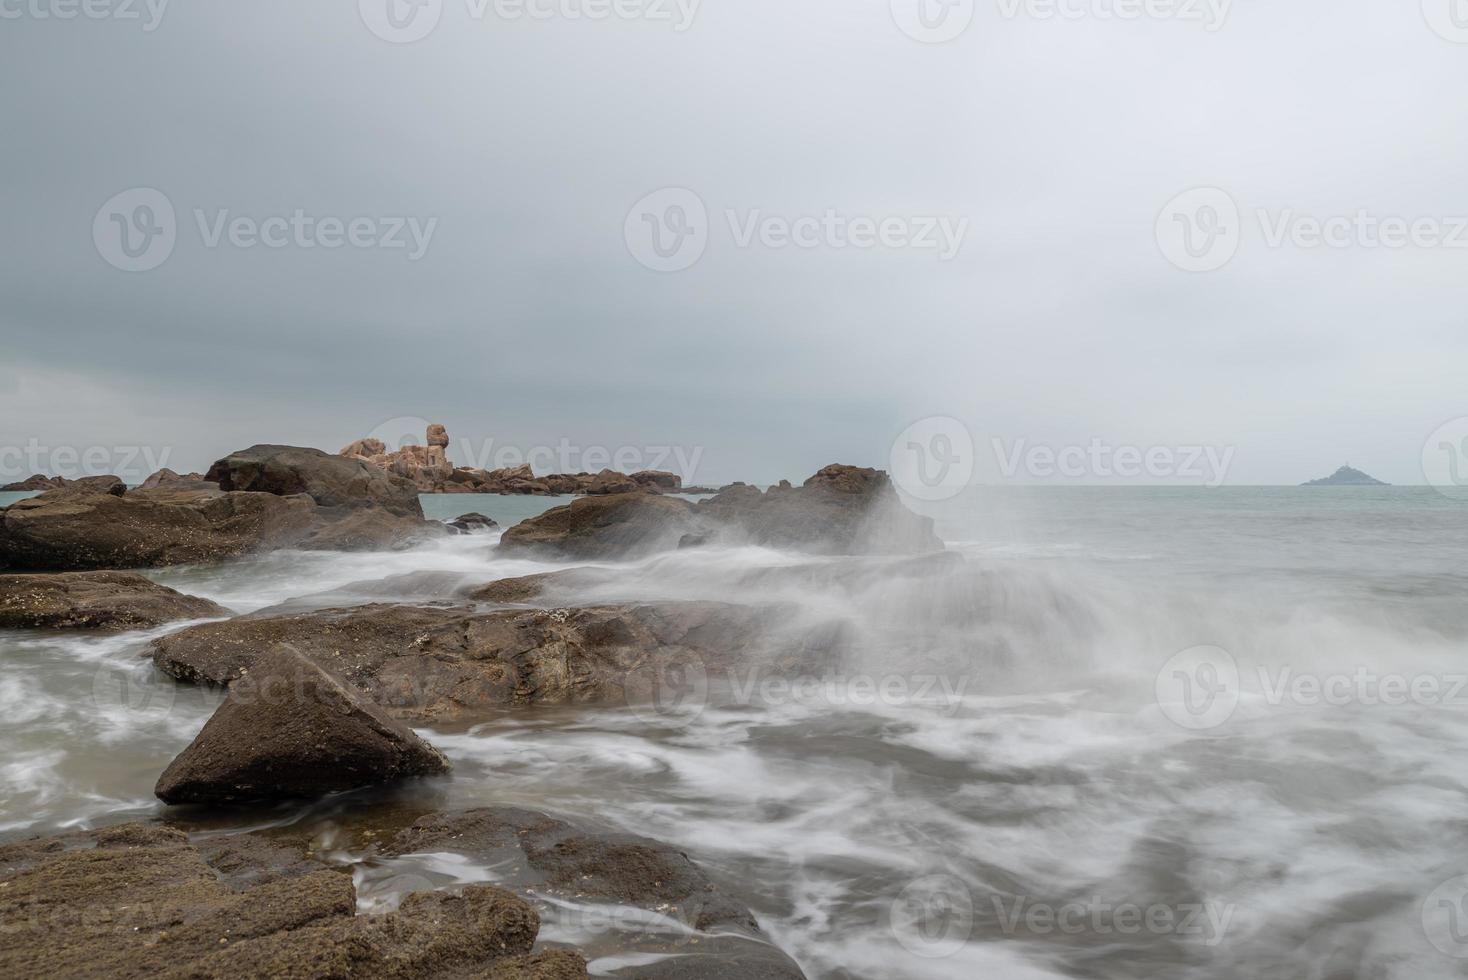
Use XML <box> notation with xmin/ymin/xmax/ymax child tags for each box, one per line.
<box><xmin>2</xmin><ymin>0</ymin><xmax>1465</xmax><ymax>487</ymax></box>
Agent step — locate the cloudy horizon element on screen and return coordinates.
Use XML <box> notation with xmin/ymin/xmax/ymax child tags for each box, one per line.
<box><xmin>4</xmin><ymin>1</ymin><xmax>1467</xmax><ymax>488</ymax></box>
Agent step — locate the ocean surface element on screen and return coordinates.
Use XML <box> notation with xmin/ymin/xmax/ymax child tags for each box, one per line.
<box><xmin>3</xmin><ymin>487</ymin><xmax>1467</xmax><ymax>978</ymax></box>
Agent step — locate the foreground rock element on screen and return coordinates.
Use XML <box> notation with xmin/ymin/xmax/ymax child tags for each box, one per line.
<box><xmin>155</xmin><ymin>645</ymin><xmax>450</xmax><ymax>804</ymax></box>
<box><xmin>0</xmin><ymin>485</ymin><xmax>319</xmax><ymax>571</ymax></box>
<box><xmin>0</xmin><ymin>572</ymin><xmax>227</xmax><ymax>630</ymax></box>
<box><xmin>498</xmin><ymin>464</ymin><xmax>942</xmax><ymax>560</ymax></box>
<box><xmin>0</xmin><ymin>823</ymin><xmax>575</xmax><ymax>980</ymax></box>
<box><xmin>151</xmin><ymin>600</ymin><xmax>844</xmax><ymax>722</ymax></box>
<box><xmin>388</xmin><ymin>808</ymin><xmax>806</xmax><ymax>980</ymax></box>
<box><xmin>498</xmin><ymin>493</ymin><xmax>701</xmax><ymax>559</ymax></box>
<box><xmin>207</xmin><ymin>444</ymin><xmax>425</xmax><ymax>518</ymax></box>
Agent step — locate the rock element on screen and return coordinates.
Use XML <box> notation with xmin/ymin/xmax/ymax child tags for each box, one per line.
<box><xmin>426</xmin><ymin>423</ymin><xmax>449</xmax><ymax>448</ymax></box>
<box><xmin>297</xmin><ymin>508</ymin><xmax>447</xmax><ymax>551</ymax></box>
<box><xmin>206</xmin><ymin>444</ymin><xmax>424</xmax><ymax>518</ymax></box>
<box><xmin>696</xmin><ymin>464</ymin><xmax>943</xmax><ymax>555</ymax></box>
<box><xmin>630</xmin><ymin>469</ymin><xmax>682</xmax><ymax>492</ymax></box>
<box><xmin>0</xmin><ymin>474</ymin><xmax>65</xmax><ymax>492</ymax></box>
<box><xmin>446</xmin><ymin>512</ymin><xmax>498</xmax><ymax>534</ymax></box>
<box><xmin>581</xmin><ymin>469</ymin><xmax>640</xmax><ymax>495</ymax></box>
<box><xmin>150</xmin><ymin>600</ymin><xmax>843</xmax><ymax>723</ymax></box>
<box><xmin>0</xmin><ymin>485</ymin><xmax>318</xmax><ymax>571</ymax></box>
<box><xmin>339</xmin><ymin>437</ymin><xmax>386</xmax><ymax>459</ymax></box>
<box><xmin>0</xmin><ymin>823</ymin><xmax>549</xmax><ymax>980</ymax></box>
<box><xmin>388</xmin><ymin>808</ymin><xmax>805</xmax><ymax>979</ymax></box>
<box><xmin>139</xmin><ymin>468</ymin><xmax>211</xmax><ymax>490</ymax></box>
<box><xmin>68</xmin><ymin>474</ymin><xmax>126</xmax><ymax>495</ymax></box>
<box><xmin>154</xmin><ymin>645</ymin><xmax>450</xmax><ymax>804</ymax></box>
<box><xmin>498</xmin><ymin>493</ymin><xmax>701</xmax><ymax>559</ymax></box>
<box><xmin>486</xmin><ymin>951</ymin><xmax>590</xmax><ymax>979</ymax></box>
<box><xmin>0</xmin><ymin>571</ymin><xmax>228</xmax><ymax>630</ymax></box>
<box><xmin>497</xmin><ymin>466</ymin><xmax>942</xmax><ymax>559</ymax></box>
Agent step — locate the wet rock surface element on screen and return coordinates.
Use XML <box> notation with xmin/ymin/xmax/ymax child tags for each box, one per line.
<box><xmin>0</xmin><ymin>485</ymin><xmax>320</xmax><ymax>570</ymax></box>
<box><xmin>0</xmin><ymin>571</ymin><xmax>228</xmax><ymax>630</ymax></box>
<box><xmin>150</xmin><ymin>600</ymin><xmax>844</xmax><ymax>723</ymax></box>
<box><xmin>497</xmin><ymin>493</ymin><xmax>702</xmax><ymax>559</ymax></box>
<box><xmin>496</xmin><ymin>466</ymin><xmax>942</xmax><ymax>560</ymax></box>
<box><xmin>155</xmin><ymin>645</ymin><xmax>451</xmax><ymax>805</ymax></box>
<box><xmin>387</xmin><ymin>807</ymin><xmax>806</xmax><ymax>979</ymax></box>
<box><xmin>0</xmin><ymin>823</ymin><xmax>563</xmax><ymax>980</ymax></box>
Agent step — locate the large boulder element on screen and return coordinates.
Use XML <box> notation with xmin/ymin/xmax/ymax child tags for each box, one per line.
<box><xmin>296</xmin><ymin>507</ymin><xmax>447</xmax><ymax>551</ymax></box>
<box><xmin>0</xmin><ymin>485</ymin><xmax>318</xmax><ymax>571</ymax></box>
<box><xmin>154</xmin><ymin>645</ymin><xmax>450</xmax><ymax>804</ymax></box>
<box><xmin>0</xmin><ymin>823</ymin><xmax>561</xmax><ymax>980</ymax></box>
<box><xmin>696</xmin><ymin>464</ymin><xmax>943</xmax><ymax>555</ymax></box>
<box><xmin>0</xmin><ymin>571</ymin><xmax>227</xmax><ymax>630</ymax></box>
<box><xmin>206</xmin><ymin>444</ymin><xmax>424</xmax><ymax>518</ymax></box>
<box><xmin>498</xmin><ymin>493</ymin><xmax>701</xmax><ymax>559</ymax></box>
<box><xmin>150</xmin><ymin>600</ymin><xmax>844</xmax><ymax>723</ymax></box>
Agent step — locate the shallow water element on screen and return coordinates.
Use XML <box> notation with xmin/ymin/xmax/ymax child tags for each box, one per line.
<box><xmin>4</xmin><ymin>488</ymin><xmax>1468</xmax><ymax>978</ymax></box>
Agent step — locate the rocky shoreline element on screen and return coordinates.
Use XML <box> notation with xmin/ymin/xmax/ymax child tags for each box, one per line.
<box><xmin>0</xmin><ymin>436</ymin><xmax>945</xmax><ymax>978</ymax></box>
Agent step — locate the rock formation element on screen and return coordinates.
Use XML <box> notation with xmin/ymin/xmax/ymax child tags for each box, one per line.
<box><xmin>498</xmin><ymin>464</ymin><xmax>942</xmax><ymax>559</ymax></box>
<box><xmin>0</xmin><ymin>571</ymin><xmax>228</xmax><ymax>630</ymax></box>
<box><xmin>150</xmin><ymin>600</ymin><xmax>845</xmax><ymax>723</ymax></box>
<box><xmin>154</xmin><ymin>645</ymin><xmax>450</xmax><ymax>804</ymax></box>
<box><xmin>338</xmin><ymin>424</ymin><xmax>686</xmax><ymax>495</ymax></box>
<box><xmin>0</xmin><ymin>823</ymin><xmax>574</xmax><ymax>980</ymax></box>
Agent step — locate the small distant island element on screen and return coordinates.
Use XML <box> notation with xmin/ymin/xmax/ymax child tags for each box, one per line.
<box><xmin>1301</xmin><ymin>465</ymin><xmax>1388</xmax><ymax>487</ymax></box>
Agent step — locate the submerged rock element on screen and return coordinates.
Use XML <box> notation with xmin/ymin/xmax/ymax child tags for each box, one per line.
<box><xmin>0</xmin><ymin>823</ymin><xmax>560</xmax><ymax>980</ymax></box>
<box><xmin>154</xmin><ymin>645</ymin><xmax>450</xmax><ymax>805</ymax></box>
<box><xmin>446</xmin><ymin>512</ymin><xmax>499</xmax><ymax>534</ymax></box>
<box><xmin>388</xmin><ymin>807</ymin><xmax>806</xmax><ymax>979</ymax></box>
<box><xmin>150</xmin><ymin>600</ymin><xmax>843</xmax><ymax>722</ymax></box>
<box><xmin>0</xmin><ymin>571</ymin><xmax>227</xmax><ymax>630</ymax></box>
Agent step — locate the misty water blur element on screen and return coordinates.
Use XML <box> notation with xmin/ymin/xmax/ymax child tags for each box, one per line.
<box><xmin>2</xmin><ymin>487</ymin><xmax>1466</xmax><ymax>978</ymax></box>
